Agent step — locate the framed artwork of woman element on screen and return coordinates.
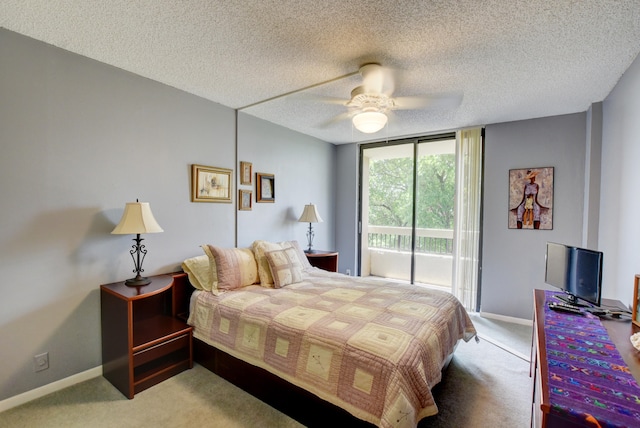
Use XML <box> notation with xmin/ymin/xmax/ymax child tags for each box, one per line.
<box><xmin>508</xmin><ymin>167</ymin><xmax>554</xmax><ymax>229</ymax></box>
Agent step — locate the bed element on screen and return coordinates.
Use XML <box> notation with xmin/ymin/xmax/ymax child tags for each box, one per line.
<box><xmin>179</xmin><ymin>240</ymin><xmax>476</xmax><ymax>428</ymax></box>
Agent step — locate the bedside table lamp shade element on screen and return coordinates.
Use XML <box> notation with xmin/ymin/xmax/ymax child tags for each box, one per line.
<box><xmin>112</xmin><ymin>200</ymin><xmax>163</xmax><ymax>286</ymax></box>
<box><xmin>298</xmin><ymin>203</ymin><xmax>323</xmax><ymax>253</ymax></box>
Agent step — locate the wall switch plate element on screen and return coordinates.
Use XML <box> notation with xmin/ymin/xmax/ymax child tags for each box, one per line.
<box><xmin>34</xmin><ymin>352</ymin><xmax>49</xmax><ymax>372</ymax></box>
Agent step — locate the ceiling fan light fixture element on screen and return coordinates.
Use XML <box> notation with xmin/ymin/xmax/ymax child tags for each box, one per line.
<box><xmin>352</xmin><ymin>111</ymin><xmax>387</xmax><ymax>133</ymax></box>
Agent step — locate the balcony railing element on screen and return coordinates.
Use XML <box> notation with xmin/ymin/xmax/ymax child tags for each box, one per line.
<box><xmin>364</xmin><ymin>226</ymin><xmax>454</xmax><ymax>287</ymax></box>
<box><xmin>367</xmin><ymin>226</ymin><xmax>453</xmax><ymax>254</ymax></box>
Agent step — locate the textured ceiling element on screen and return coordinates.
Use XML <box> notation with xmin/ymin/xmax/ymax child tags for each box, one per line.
<box><xmin>2</xmin><ymin>1</ymin><xmax>640</xmax><ymax>144</ymax></box>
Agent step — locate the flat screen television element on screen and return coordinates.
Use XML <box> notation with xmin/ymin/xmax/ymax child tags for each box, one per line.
<box><xmin>545</xmin><ymin>242</ymin><xmax>603</xmax><ymax>306</ymax></box>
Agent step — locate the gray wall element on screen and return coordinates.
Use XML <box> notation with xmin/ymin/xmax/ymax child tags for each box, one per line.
<box><xmin>335</xmin><ymin>143</ymin><xmax>359</xmax><ymax>275</ymax></box>
<box><xmin>237</xmin><ymin>113</ymin><xmax>335</xmax><ymax>249</ymax></box>
<box><xmin>583</xmin><ymin>102</ymin><xmax>603</xmax><ymax>250</ymax></box>
<box><xmin>482</xmin><ymin>113</ymin><xmax>589</xmax><ymax>319</ymax></box>
<box><xmin>0</xmin><ymin>29</ymin><xmax>335</xmax><ymax>401</ymax></box>
<box><xmin>599</xmin><ymin>51</ymin><xmax>640</xmax><ymax>304</ymax></box>
<box><xmin>481</xmin><ymin>50</ymin><xmax>640</xmax><ymax>312</ymax></box>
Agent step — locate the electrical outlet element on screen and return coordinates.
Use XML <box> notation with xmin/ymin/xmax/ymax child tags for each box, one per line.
<box><xmin>345</xmin><ymin>269</ymin><xmax>351</xmax><ymax>276</ymax></box>
<box><xmin>34</xmin><ymin>352</ymin><xmax>49</xmax><ymax>372</ymax></box>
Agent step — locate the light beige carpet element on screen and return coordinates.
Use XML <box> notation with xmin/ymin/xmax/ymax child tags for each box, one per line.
<box><xmin>0</xmin><ymin>315</ymin><xmax>532</xmax><ymax>428</ymax></box>
<box><xmin>0</xmin><ymin>364</ymin><xmax>304</xmax><ymax>428</ymax></box>
<box><xmin>422</xmin><ymin>330</ymin><xmax>531</xmax><ymax>427</ymax></box>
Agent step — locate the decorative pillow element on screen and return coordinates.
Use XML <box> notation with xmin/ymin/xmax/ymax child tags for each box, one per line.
<box><xmin>252</xmin><ymin>240</ymin><xmax>292</xmax><ymax>287</ymax></box>
<box><xmin>181</xmin><ymin>255</ymin><xmax>214</xmax><ymax>291</ymax></box>
<box><xmin>265</xmin><ymin>247</ymin><xmax>304</xmax><ymax>288</ymax></box>
<box><xmin>252</xmin><ymin>240</ymin><xmax>313</xmax><ymax>287</ymax></box>
<box><xmin>288</xmin><ymin>240</ymin><xmax>313</xmax><ymax>270</ymax></box>
<box><xmin>202</xmin><ymin>245</ymin><xmax>258</xmax><ymax>292</ymax></box>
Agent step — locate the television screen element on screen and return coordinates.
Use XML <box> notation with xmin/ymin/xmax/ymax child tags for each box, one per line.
<box><xmin>545</xmin><ymin>242</ymin><xmax>603</xmax><ymax>306</ymax></box>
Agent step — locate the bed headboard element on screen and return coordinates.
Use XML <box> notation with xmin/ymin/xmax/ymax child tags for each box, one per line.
<box><xmin>171</xmin><ymin>272</ymin><xmax>195</xmax><ymax>322</ymax></box>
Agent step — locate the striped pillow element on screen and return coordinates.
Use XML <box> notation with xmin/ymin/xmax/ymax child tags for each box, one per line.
<box><xmin>202</xmin><ymin>245</ymin><xmax>258</xmax><ymax>292</ymax></box>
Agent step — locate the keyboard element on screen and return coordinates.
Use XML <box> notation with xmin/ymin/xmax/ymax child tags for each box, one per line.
<box><xmin>548</xmin><ymin>301</ymin><xmax>584</xmax><ymax>315</ymax></box>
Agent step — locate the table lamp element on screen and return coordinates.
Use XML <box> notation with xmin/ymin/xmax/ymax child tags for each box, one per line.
<box><xmin>112</xmin><ymin>200</ymin><xmax>163</xmax><ymax>286</ymax></box>
<box><xmin>298</xmin><ymin>203</ymin><xmax>323</xmax><ymax>253</ymax></box>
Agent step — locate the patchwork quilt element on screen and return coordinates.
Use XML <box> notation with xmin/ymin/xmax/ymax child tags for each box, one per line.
<box><xmin>188</xmin><ymin>269</ymin><xmax>476</xmax><ymax>428</ymax></box>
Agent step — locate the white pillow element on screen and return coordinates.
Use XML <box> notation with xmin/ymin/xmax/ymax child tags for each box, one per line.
<box><xmin>288</xmin><ymin>240</ymin><xmax>313</xmax><ymax>270</ymax></box>
<box><xmin>252</xmin><ymin>240</ymin><xmax>289</xmax><ymax>287</ymax></box>
<box><xmin>181</xmin><ymin>255</ymin><xmax>214</xmax><ymax>291</ymax></box>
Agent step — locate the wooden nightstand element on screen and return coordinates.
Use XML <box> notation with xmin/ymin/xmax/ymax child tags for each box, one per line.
<box><xmin>305</xmin><ymin>250</ymin><xmax>339</xmax><ymax>272</ymax></box>
<box><xmin>100</xmin><ymin>273</ymin><xmax>193</xmax><ymax>399</ymax></box>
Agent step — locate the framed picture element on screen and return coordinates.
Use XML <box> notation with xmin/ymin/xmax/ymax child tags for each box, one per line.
<box><xmin>508</xmin><ymin>167</ymin><xmax>554</xmax><ymax>229</ymax></box>
<box><xmin>238</xmin><ymin>189</ymin><xmax>252</xmax><ymax>211</ymax></box>
<box><xmin>256</xmin><ymin>172</ymin><xmax>275</xmax><ymax>203</ymax></box>
<box><xmin>240</xmin><ymin>161</ymin><xmax>252</xmax><ymax>185</ymax></box>
<box><xmin>633</xmin><ymin>275</ymin><xmax>640</xmax><ymax>328</ymax></box>
<box><xmin>191</xmin><ymin>164</ymin><xmax>232</xmax><ymax>203</ymax></box>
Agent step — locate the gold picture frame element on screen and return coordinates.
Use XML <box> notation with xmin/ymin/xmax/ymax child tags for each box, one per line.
<box><xmin>191</xmin><ymin>164</ymin><xmax>232</xmax><ymax>203</ymax></box>
<box><xmin>238</xmin><ymin>189</ymin><xmax>252</xmax><ymax>211</ymax></box>
<box><xmin>240</xmin><ymin>161</ymin><xmax>252</xmax><ymax>185</ymax></box>
<box><xmin>632</xmin><ymin>275</ymin><xmax>640</xmax><ymax>328</ymax></box>
<box><xmin>256</xmin><ymin>172</ymin><xmax>275</xmax><ymax>203</ymax></box>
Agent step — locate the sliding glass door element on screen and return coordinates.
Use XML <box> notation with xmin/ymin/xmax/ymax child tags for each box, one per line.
<box><xmin>361</xmin><ymin>143</ymin><xmax>415</xmax><ymax>282</ymax></box>
<box><xmin>359</xmin><ymin>134</ymin><xmax>456</xmax><ymax>290</ymax></box>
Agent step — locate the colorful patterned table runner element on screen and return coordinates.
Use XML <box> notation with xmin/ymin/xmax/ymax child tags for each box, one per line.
<box><xmin>544</xmin><ymin>291</ymin><xmax>640</xmax><ymax>427</ymax></box>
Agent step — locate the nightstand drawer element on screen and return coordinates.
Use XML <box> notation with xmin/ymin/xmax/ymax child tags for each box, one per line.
<box><xmin>134</xmin><ymin>333</ymin><xmax>190</xmax><ymax>367</ymax></box>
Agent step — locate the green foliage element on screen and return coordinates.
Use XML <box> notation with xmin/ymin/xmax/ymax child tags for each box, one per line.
<box><xmin>416</xmin><ymin>154</ymin><xmax>455</xmax><ymax>229</ymax></box>
<box><xmin>368</xmin><ymin>153</ymin><xmax>455</xmax><ymax>229</ymax></box>
<box><xmin>368</xmin><ymin>157</ymin><xmax>413</xmax><ymax>227</ymax></box>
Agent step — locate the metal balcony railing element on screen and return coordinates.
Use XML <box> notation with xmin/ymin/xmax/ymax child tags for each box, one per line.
<box><xmin>367</xmin><ymin>226</ymin><xmax>453</xmax><ymax>255</ymax></box>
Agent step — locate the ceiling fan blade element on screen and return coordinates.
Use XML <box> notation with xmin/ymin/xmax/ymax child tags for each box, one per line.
<box><xmin>291</xmin><ymin>92</ymin><xmax>349</xmax><ymax>105</ymax></box>
<box><xmin>393</xmin><ymin>93</ymin><xmax>463</xmax><ymax>110</ymax></box>
<box><xmin>316</xmin><ymin>111</ymin><xmax>354</xmax><ymax>128</ymax></box>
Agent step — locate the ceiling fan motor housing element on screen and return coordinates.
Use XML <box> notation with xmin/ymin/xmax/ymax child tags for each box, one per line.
<box><xmin>347</xmin><ymin>86</ymin><xmax>394</xmax><ymax>113</ymax></box>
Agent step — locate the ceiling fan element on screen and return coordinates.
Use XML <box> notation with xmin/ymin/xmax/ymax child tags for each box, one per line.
<box><xmin>324</xmin><ymin>63</ymin><xmax>462</xmax><ymax>134</ymax></box>
<box><xmin>240</xmin><ymin>63</ymin><xmax>462</xmax><ymax>135</ymax></box>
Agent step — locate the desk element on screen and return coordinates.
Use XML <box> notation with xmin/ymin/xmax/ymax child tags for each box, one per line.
<box><xmin>531</xmin><ymin>289</ymin><xmax>640</xmax><ymax>427</ymax></box>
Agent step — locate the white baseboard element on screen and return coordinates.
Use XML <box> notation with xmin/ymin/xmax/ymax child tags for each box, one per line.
<box><xmin>477</xmin><ymin>332</ymin><xmax>530</xmax><ymax>362</ymax></box>
<box><xmin>0</xmin><ymin>366</ymin><xmax>102</xmax><ymax>413</ymax></box>
<box><xmin>477</xmin><ymin>311</ymin><xmax>533</xmax><ymax>326</ymax></box>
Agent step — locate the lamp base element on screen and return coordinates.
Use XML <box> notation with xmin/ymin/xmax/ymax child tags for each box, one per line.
<box><xmin>124</xmin><ymin>276</ymin><xmax>151</xmax><ymax>286</ymax></box>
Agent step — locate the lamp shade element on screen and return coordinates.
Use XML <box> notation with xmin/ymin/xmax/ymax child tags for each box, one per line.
<box><xmin>352</xmin><ymin>111</ymin><xmax>387</xmax><ymax>134</ymax></box>
<box><xmin>112</xmin><ymin>201</ymin><xmax>164</xmax><ymax>235</ymax></box>
<box><xmin>298</xmin><ymin>204</ymin><xmax>323</xmax><ymax>224</ymax></box>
